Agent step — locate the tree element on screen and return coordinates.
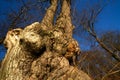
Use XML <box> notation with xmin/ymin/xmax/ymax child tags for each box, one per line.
<box><xmin>101</xmin><ymin>31</ymin><xmax>120</xmax><ymax>51</ymax></box>
<box><xmin>77</xmin><ymin>1</ymin><xmax>120</xmax><ymax>62</ymax></box>
<box><xmin>0</xmin><ymin>0</ymin><xmax>91</xmax><ymax>80</ymax></box>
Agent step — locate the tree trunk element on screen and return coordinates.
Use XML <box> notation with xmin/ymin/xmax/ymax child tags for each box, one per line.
<box><xmin>0</xmin><ymin>0</ymin><xmax>92</xmax><ymax>80</ymax></box>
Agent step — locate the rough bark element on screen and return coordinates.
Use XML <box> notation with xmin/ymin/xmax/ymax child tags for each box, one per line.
<box><xmin>0</xmin><ymin>0</ymin><xmax>92</xmax><ymax>80</ymax></box>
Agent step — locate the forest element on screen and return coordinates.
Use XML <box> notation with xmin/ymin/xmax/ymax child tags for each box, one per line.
<box><xmin>0</xmin><ymin>0</ymin><xmax>120</xmax><ymax>80</ymax></box>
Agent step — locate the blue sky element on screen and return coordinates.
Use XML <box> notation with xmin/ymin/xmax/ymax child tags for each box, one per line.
<box><xmin>0</xmin><ymin>0</ymin><xmax>120</xmax><ymax>59</ymax></box>
<box><xmin>95</xmin><ymin>0</ymin><xmax>120</xmax><ymax>32</ymax></box>
<box><xmin>73</xmin><ymin>0</ymin><xmax>120</xmax><ymax>50</ymax></box>
<box><xmin>0</xmin><ymin>0</ymin><xmax>21</xmax><ymax>20</ymax></box>
<box><xmin>73</xmin><ymin>0</ymin><xmax>120</xmax><ymax>32</ymax></box>
<box><xmin>0</xmin><ymin>44</ymin><xmax>6</xmax><ymax>59</ymax></box>
<box><xmin>0</xmin><ymin>0</ymin><xmax>120</xmax><ymax>32</ymax></box>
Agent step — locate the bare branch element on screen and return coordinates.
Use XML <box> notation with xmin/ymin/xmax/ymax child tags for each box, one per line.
<box><xmin>9</xmin><ymin>1</ymin><xmax>29</xmax><ymax>30</ymax></box>
<box><xmin>0</xmin><ymin>38</ymin><xmax>5</xmax><ymax>44</ymax></box>
<box><xmin>79</xmin><ymin>1</ymin><xmax>120</xmax><ymax>62</ymax></box>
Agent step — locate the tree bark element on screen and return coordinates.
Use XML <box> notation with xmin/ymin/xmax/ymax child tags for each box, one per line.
<box><xmin>0</xmin><ymin>0</ymin><xmax>92</xmax><ymax>80</ymax></box>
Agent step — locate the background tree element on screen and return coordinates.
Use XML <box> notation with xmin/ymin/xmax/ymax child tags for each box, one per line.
<box><xmin>74</xmin><ymin>0</ymin><xmax>120</xmax><ymax>61</ymax></box>
<box><xmin>71</xmin><ymin>0</ymin><xmax>120</xmax><ymax>79</ymax></box>
<box><xmin>101</xmin><ymin>31</ymin><xmax>120</xmax><ymax>51</ymax></box>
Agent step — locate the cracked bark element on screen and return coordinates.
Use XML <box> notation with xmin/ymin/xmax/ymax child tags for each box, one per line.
<box><xmin>0</xmin><ymin>0</ymin><xmax>92</xmax><ymax>80</ymax></box>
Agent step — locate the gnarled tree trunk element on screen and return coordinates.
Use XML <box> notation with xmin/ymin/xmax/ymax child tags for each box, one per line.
<box><xmin>0</xmin><ymin>0</ymin><xmax>92</xmax><ymax>80</ymax></box>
